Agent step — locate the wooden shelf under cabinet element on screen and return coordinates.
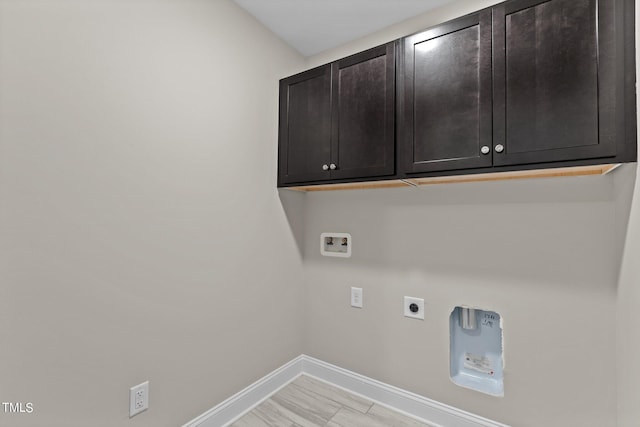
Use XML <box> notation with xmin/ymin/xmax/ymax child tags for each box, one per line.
<box><xmin>285</xmin><ymin>164</ymin><xmax>621</xmax><ymax>192</ymax></box>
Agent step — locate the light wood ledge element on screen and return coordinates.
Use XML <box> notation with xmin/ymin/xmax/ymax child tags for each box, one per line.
<box><xmin>283</xmin><ymin>164</ymin><xmax>621</xmax><ymax>192</ymax></box>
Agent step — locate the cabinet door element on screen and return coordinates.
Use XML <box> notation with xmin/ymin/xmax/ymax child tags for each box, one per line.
<box><xmin>493</xmin><ymin>0</ymin><xmax>616</xmax><ymax>166</ymax></box>
<box><xmin>400</xmin><ymin>11</ymin><xmax>493</xmax><ymax>174</ymax></box>
<box><xmin>278</xmin><ymin>65</ymin><xmax>331</xmax><ymax>185</ymax></box>
<box><xmin>329</xmin><ymin>43</ymin><xmax>396</xmax><ymax>180</ymax></box>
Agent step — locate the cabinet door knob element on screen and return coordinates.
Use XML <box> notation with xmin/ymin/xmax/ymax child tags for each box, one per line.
<box><xmin>481</xmin><ymin>146</ymin><xmax>491</xmax><ymax>155</ymax></box>
<box><xmin>495</xmin><ymin>144</ymin><xmax>504</xmax><ymax>153</ymax></box>
<box><xmin>329</xmin><ymin>163</ymin><xmax>337</xmax><ymax>170</ymax></box>
<box><xmin>322</xmin><ymin>164</ymin><xmax>329</xmax><ymax>171</ymax></box>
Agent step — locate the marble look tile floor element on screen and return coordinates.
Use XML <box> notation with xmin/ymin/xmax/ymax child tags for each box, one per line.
<box><xmin>231</xmin><ymin>375</ymin><xmax>434</xmax><ymax>427</ymax></box>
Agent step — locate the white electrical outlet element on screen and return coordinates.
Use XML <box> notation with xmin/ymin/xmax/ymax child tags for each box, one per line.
<box><xmin>351</xmin><ymin>287</ymin><xmax>363</xmax><ymax>308</ymax></box>
<box><xmin>404</xmin><ymin>296</ymin><xmax>425</xmax><ymax>320</ymax></box>
<box><xmin>129</xmin><ymin>381</ymin><xmax>149</xmax><ymax>417</ymax></box>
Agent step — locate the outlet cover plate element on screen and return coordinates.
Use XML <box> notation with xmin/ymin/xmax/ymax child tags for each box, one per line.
<box><xmin>351</xmin><ymin>287</ymin><xmax>363</xmax><ymax>308</ymax></box>
<box><xmin>404</xmin><ymin>296</ymin><xmax>425</xmax><ymax>320</ymax></box>
<box><xmin>129</xmin><ymin>381</ymin><xmax>149</xmax><ymax>417</ymax></box>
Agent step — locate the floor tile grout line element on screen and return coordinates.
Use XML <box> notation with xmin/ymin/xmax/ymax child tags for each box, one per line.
<box><xmin>288</xmin><ymin>381</ymin><xmax>344</xmax><ymax>424</ymax></box>
<box><xmin>364</xmin><ymin>401</ymin><xmax>375</xmax><ymax>414</ymax></box>
<box><xmin>365</xmin><ymin>402</ymin><xmax>375</xmax><ymax>415</ymax></box>
<box><xmin>296</xmin><ymin>375</ymin><xmax>373</xmax><ymax>415</ymax></box>
<box><xmin>274</xmin><ymin>382</ymin><xmax>344</xmax><ymax>427</ymax></box>
<box><xmin>233</xmin><ymin>374</ymin><xmax>433</xmax><ymax>427</ymax></box>
<box><xmin>324</xmin><ymin>400</ymin><xmax>345</xmax><ymax>426</ymax></box>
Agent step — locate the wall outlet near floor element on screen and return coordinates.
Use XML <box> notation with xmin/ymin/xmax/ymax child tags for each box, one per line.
<box><xmin>404</xmin><ymin>296</ymin><xmax>425</xmax><ymax>320</ymax></box>
<box><xmin>351</xmin><ymin>287</ymin><xmax>363</xmax><ymax>308</ymax></box>
<box><xmin>129</xmin><ymin>381</ymin><xmax>149</xmax><ymax>417</ymax></box>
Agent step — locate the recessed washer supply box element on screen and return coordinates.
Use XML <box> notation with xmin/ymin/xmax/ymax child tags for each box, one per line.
<box><xmin>320</xmin><ymin>232</ymin><xmax>351</xmax><ymax>258</ymax></box>
<box><xmin>450</xmin><ymin>306</ymin><xmax>504</xmax><ymax>397</ymax></box>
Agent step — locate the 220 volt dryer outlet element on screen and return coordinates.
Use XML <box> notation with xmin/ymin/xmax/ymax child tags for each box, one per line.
<box><xmin>404</xmin><ymin>296</ymin><xmax>425</xmax><ymax>320</ymax></box>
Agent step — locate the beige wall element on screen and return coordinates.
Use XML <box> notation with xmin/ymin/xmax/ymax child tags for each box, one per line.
<box><xmin>301</xmin><ymin>1</ymin><xmax>630</xmax><ymax>426</ymax></box>
<box><xmin>0</xmin><ymin>1</ymin><xmax>306</xmax><ymax>426</ymax></box>
<box><xmin>615</xmin><ymin>166</ymin><xmax>639</xmax><ymax>427</ymax></box>
<box><xmin>303</xmin><ymin>178</ymin><xmax>620</xmax><ymax>427</ymax></box>
<box><xmin>616</xmin><ymin>0</ymin><xmax>640</xmax><ymax>425</ymax></box>
<box><xmin>1</xmin><ymin>0</ymin><xmax>637</xmax><ymax>426</ymax></box>
<box><xmin>306</xmin><ymin>0</ymin><xmax>503</xmax><ymax>68</ymax></box>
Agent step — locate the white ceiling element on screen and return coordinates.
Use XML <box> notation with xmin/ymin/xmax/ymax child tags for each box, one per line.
<box><xmin>232</xmin><ymin>0</ymin><xmax>457</xmax><ymax>57</ymax></box>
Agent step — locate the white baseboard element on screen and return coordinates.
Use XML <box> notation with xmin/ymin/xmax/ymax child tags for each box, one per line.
<box><xmin>182</xmin><ymin>354</ymin><xmax>511</xmax><ymax>427</ymax></box>
<box><xmin>302</xmin><ymin>355</ymin><xmax>510</xmax><ymax>427</ymax></box>
<box><xmin>182</xmin><ymin>355</ymin><xmax>304</xmax><ymax>427</ymax></box>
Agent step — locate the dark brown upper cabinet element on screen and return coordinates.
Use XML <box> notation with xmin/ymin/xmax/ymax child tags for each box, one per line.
<box><xmin>278</xmin><ymin>65</ymin><xmax>332</xmax><ymax>185</ymax></box>
<box><xmin>492</xmin><ymin>0</ymin><xmax>620</xmax><ymax>166</ymax></box>
<box><xmin>400</xmin><ymin>0</ymin><xmax>631</xmax><ymax>175</ymax></box>
<box><xmin>278</xmin><ymin>43</ymin><xmax>396</xmax><ymax>186</ymax></box>
<box><xmin>400</xmin><ymin>10</ymin><xmax>493</xmax><ymax>174</ymax></box>
<box><xmin>330</xmin><ymin>43</ymin><xmax>396</xmax><ymax>181</ymax></box>
<box><xmin>278</xmin><ymin>0</ymin><xmax>635</xmax><ymax>189</ymax></box>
